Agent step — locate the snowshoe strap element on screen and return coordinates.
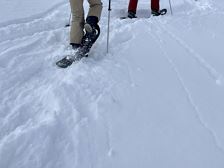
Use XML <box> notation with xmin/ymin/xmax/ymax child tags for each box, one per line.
<box><xmin>160</xmin><ymin>9</ymin><xmax>167</xmax><ymax>15</ymax></box>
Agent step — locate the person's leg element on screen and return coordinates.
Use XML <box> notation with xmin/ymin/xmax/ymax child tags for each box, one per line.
<box><xmin>84</xmin><ymin>0</ymin><xmax>102</xmax><ymax>34</ymax></box>
<box><xmin>69</xmin><ymin>0</ymin><xmax>85</xmax><ymax>45</ymax></box>
<box><xmin>87</xmin><ymin>0</ymin><xmax>103</xmax><ymax>21</ymax></box>
<box><xmin>151</xmin><ymin>0</ymin><xmax>160</xmax><ymax>12</ymax></box>
<box><xmin>128</xmin><ymin>0</ymin><xmax>138</xmax><ymax>14</ymax></box>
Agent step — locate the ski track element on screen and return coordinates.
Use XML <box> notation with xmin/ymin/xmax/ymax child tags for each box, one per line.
<box><xmin>163</xmin><ymin>27</ymin><xmax>222</xmax><ymax>85</ymax></box>
<box><xmin>145</xmin><ymin>20</ymin><xmax>224</xmax><ymax>155</ymax></box>
<box><xmin>152</xmin><ymin>17</ymin><xmax>223</xmax><ymax>85</ymax></box>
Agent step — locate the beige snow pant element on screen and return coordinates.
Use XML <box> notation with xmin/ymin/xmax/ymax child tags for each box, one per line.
<box><xmin>69</xmin><ymin>0</ymin><xmax>103</xmax><ymax>44</ymax></box>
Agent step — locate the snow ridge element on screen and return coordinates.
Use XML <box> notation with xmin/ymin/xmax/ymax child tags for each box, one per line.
<box><xmin>0</xmin><ymin>1</ymin><xmax>67</xmax><ymax>28</ymax></box>
<box><xmin>0</xmin><ymin>4</ymin><xmax>69</xmax><ymax>44</ymax></box>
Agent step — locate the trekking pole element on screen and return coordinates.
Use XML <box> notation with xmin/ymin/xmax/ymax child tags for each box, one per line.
<box><xmin>107</xmin><ymin>0</ymin><xmax>112</xmax><ymax>53</ymax></box>
<box><xmin>168</xmin><ymin>0</ymin><xmax>173</xmax><ymax>15</ymax></box>
<box><xmin>65</xmin><ymin>13</ymin><xmax>72</xmax><ymax>27</ymax></box>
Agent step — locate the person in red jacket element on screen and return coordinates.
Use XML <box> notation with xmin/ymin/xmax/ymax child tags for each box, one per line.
<box><xmin>127</xmin><ymin>0</ymin><xmax>167</xmax><ymax>18</ymax></box>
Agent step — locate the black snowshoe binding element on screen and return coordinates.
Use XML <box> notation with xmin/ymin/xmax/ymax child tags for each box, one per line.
<box><xmin>127</xmin><ymin>11</ymin><xmax>137</xmax><ymax>19</ymax></box>
<box><xmin>56</xmin><ymin>16</ymin><xmax>100</xmax><ymax>68</ymax></box>
<box><xmin>151</xmin><ymin>9</ymin><xmax>167</xmax><ymax>16</ymax></box>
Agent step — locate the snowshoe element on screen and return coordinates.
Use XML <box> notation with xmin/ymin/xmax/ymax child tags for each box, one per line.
<box><xmin>56</xmin><ymin>16</ymin><xmax>100</xmax><ymax>68</ymax></box>
<box><xmin>151</xmin><ymin>9</ymin><xmax>167</xmax><ymax>16</ymax></box>
<box><xmin>56</xmin><ymin>56</ymin><xmax>74</xmax><ymax>68</ymax></box>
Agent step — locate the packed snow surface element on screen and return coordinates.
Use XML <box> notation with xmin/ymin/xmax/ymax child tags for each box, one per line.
<box><xmin>0</xmin><ymin>0</ymin><xmax>224</xmax><ymax>168</ymax></box>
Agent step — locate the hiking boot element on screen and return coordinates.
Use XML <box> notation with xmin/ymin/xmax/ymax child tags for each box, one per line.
<box><xmin>151</xmin><ymin>9</ymin><xmax>167</xmax><ymax>16</ymax></box>
<box><xmin>84</xmin><ymin>16</ymin><xmax>100</xmax><ymax>33</ymax></box>
<box><xmin>128</xmin><ymin>11</ymin><xmax>137</xmax><ymax>19</ymax></box>
<box><xmin>84</xmin><ymin>16</ymin><xmax>100</xmax><ymax>44</ymax></box>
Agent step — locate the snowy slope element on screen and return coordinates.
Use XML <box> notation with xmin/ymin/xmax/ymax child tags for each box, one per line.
<box><xmin>1</xmin><ymin>0</ymin><xmax>224</xmax><ymax>168</ymax></box>
<box><xmin>0</xmin><ymin>0</ymin><xmax>65</xmax><ymax>26</ymax></box>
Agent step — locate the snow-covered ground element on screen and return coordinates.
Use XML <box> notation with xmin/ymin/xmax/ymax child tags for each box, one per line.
<box><xmin>1</xmin><ymin>0</ymin><xmax>224</xmax><ymax>168</ymax></box>
<box><xmin>0</xmin><ymin>0</ymin><xmax>65</xmax><ymax>26</ymax></box>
